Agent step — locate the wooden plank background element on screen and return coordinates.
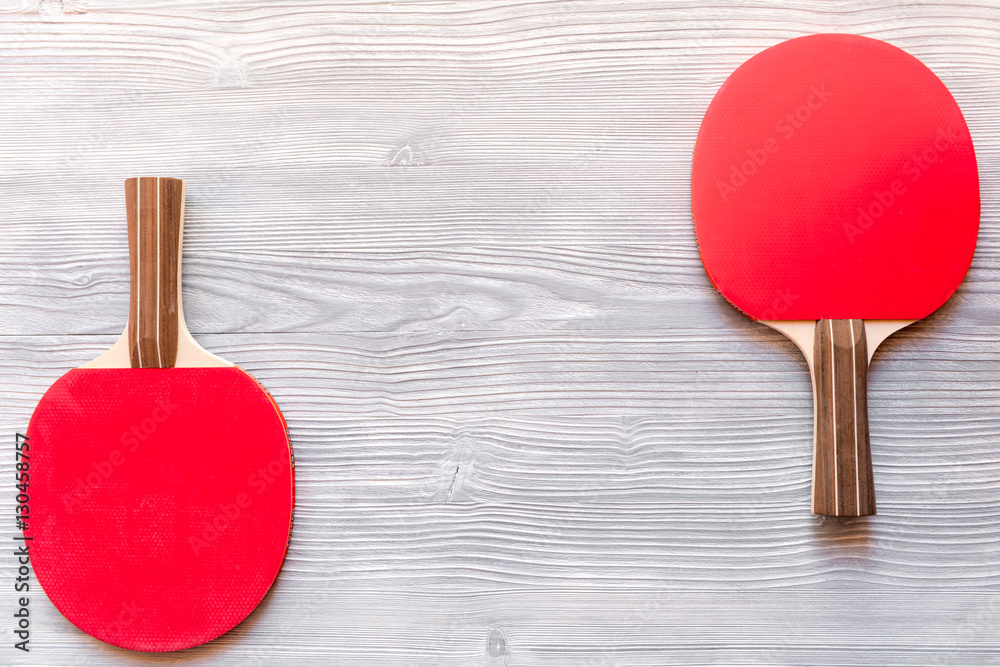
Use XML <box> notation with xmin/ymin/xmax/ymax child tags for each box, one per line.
<box><xmin>1</xmin><ymin>1</ymin><xmax>999</xmax><ymax>664</ymax></box>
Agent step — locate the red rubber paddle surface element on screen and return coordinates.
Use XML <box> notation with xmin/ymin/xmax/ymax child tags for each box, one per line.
<box><xmin>24</xmin><ymin>367</ymin><xmax>293</xmax><ymax>652</ymax></box>
<box><xmin>692</xmin><ymin>34</ymin><xmax>979</xmax><ymax>321</ymax></box>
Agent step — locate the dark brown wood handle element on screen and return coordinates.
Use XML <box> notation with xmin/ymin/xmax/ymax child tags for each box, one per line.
<box><xmin>125</xmin><ymin>177</ymin><xmax>184</xmax><ymax>369</ymax></box>
<box><xmin>812</xmin><ymin>319</ymin><xmax>876</xmax><ymax>516</ymax></box>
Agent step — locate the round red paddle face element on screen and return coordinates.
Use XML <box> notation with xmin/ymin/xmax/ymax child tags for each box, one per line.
<box><xmin>24</xmin><ymin>367</ymin><xmax>293</xmax><ymax>652</ymax></box>
<box><xmin>692</xmin><ymin>34</ymin><xmax>979</xmax><ymax>321</ymax></box>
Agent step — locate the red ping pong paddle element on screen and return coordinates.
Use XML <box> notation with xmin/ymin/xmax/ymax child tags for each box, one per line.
<box><xmin>692</xmin><ymin>34</ymin><xmax>979</xmax><ymax>516</ymax></box>
<box><xmin>24</xmin><ymin>178</ymin><xmax>294</xmax><ymax>650</ymax></box>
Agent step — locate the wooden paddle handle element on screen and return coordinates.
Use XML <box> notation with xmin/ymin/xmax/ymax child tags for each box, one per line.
<box><xmin>812</xmin><ymin>319</ymin><xmax>876</xmax><ymax>516</ymax></box>
<box><xmin>124</xmin><ymin>177</ymin><xmax>185</xmax><ymax>369</ymax></box>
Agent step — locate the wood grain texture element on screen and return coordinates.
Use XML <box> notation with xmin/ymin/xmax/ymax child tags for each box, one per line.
<box><xmin>126</xmin><ymin>176</ymin><xmax>183</xmax><ymax>368</ymax></box>
<box><xmin>813</xmin><ymin>319</ymin><xmax>876</xmax><ymax>517</ymax></box>
<box><xmin>1</xmin><ymin>0</ymin><xmax>999</xmax><ymax>664</ymax></box>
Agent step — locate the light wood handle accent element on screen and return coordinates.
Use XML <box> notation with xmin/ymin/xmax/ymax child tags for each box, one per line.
<box><xmin>125</xmin><ymin>177</ymin><xmax>184</xmax><ymax>369</ymax></box>
<box><xmin>812</xmin><ymin>319</ymin><xmax>876</xmax><ymax>516</ymax></box>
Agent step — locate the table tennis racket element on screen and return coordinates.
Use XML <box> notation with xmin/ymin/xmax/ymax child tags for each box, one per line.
<box><xmin>691</xmin><ymin>34</ymin><xmax>979</xmax><ymax>516</ymax></box>
<box><xmin>24</xmin><ymin>177</ymin><xmax>294</xmax><ymax>650</ymax></box>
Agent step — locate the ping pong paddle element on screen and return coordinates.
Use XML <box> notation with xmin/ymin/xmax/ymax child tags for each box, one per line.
<box><xmin>24</xmin><ymin>177</ymin><xmax>294</xmax><ymax>650</ymax></box>
<box><xmin>692</xmin><ymin>34</ymin><xmax>979</xmax><ymax>516</ymax></box>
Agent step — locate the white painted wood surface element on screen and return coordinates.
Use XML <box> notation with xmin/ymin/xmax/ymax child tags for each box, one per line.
<box><xmin>1</xmin><ymin>1</ymin><xmax>999</xmax><ymax>664</ymax></box>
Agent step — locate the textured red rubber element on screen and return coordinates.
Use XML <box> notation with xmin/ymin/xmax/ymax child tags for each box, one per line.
<box><xmin>692</xmin><ymin>34</ymin><xmax>979</xmax><ymax>321</ymax></box>
<box><xmin>24</xmin><ymin>367</ymin><xmax>293</xmax><ymax>652</ymax></box>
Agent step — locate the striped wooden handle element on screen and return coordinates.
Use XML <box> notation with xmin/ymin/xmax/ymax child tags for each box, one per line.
<box><xmin>124</xmin><ymin>177</ymin><xmax>185</xmax><ymax>369</ymax></box>
<box><xmin>812</xmin><ymin>319</ymin><xmax>876</xmax><ymax>516</ymax></box>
